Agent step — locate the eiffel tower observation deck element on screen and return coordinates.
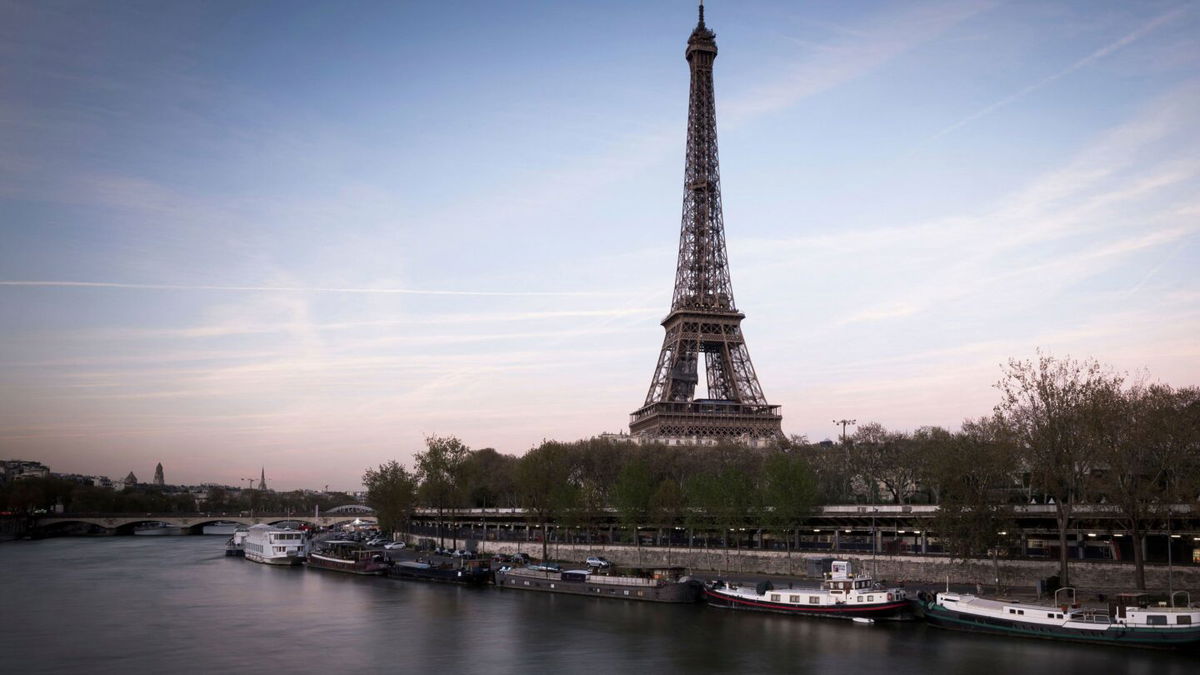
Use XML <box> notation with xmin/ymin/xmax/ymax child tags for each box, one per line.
<box><xmin>630</xmin><ymin>3</ymin><xmax>783</xmax><ymax>443</ymax></box>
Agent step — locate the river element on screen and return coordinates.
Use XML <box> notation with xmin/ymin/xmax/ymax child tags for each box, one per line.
<box><xmin>0</xmin><ymin>536</ymin><xmax>1194</xmax><ymax>673</ymax></box>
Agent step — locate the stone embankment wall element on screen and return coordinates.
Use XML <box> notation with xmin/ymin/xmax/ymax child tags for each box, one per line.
<box><xmin>410</xmin><ymin>534</ymin><xmax>1199</xmax><ymax>592</ymax></box>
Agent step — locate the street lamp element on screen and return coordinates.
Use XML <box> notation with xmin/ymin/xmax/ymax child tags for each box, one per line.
<box><xmin>833</xmin><ymin>419</ymin><xmax>857</xmax><ymax>444</ymax></box>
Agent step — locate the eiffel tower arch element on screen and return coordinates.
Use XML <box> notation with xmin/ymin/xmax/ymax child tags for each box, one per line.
<box><xmin>629</xmin><ymin>4</ymin><xmax>783</xmax><ymax>442</ymax></box>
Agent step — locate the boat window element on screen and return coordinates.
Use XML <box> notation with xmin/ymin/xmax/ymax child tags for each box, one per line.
<box><xmin>868</xmin><ymin>596</ymin><xmax>874</xmax><ymax>602</ymax></box>
<box><xmin>1146</xmin><ymin>615</ymin><xmax>1167</xmax><ymax>626</ymax></box>
<box><xmin>771</xmin><ymin>594</ymin><xmax>780</xmax><ymax>602</ymax></box>
<box><xmin>1046</xmin><ymin>613</ymin><xmax>1054</xmax><ymax>618</ymax></box>
<box><xmin>1018</xmin><ymin>610</ymin><xmax>1024</xmax><ymax>615</ymax></box>
<box><xmin>1177</xmin><ymin>616</ymin><xmax>1192</xmax><ymax>625</ymax></box>
<box><xmin>810</xmin><ymin>596</ymin><xmax>820</xmax><ymax>604</ymax></box>
<box><xmin>1009</xmin><ymin>609</ymin><xmax>1015</xmax><ymax>614</ymax></box>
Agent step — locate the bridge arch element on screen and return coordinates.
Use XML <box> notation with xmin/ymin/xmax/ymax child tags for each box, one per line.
<box><xmin>325</xmin><ymin>505</ymin><xmax>375</xmax><ymax>515</ymax></box>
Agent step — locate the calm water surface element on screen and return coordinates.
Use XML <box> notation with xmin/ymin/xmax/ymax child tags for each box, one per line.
<box><xmin>1</xmin><ymin>537</ymin><xmax>1195</xmax><ymax>673</ymax></box>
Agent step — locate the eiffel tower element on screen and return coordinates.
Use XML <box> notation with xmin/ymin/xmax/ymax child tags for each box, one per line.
<box><xmin>630</xmin><ymin>3</ymin><xmax>782</xmax><ymax>442</ymax></box>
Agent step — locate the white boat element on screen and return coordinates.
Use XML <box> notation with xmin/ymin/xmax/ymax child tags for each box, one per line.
<box><xmin>704</xmin><ymin>560</ymin><xmax>913</xmax><ymax>620</ymax></box>
<box><xmin>920</xmin><ymin>588</ymin><xmax>1200</xmax><ymax>648</ymax></box>
<box><xmin>225</xmin><ymin>529</ymin><xmax>248</xmax><ymax>556</ymax></box>
<box><xmin>133</xmin><ymin>521</ymin><xmax>182</xmax><ymax>536</ymax></box>
<box><xmin>243</xmin><ymin>524</ymin><xmax>307</xmax><ymax>566</ymax></box>
<box><xmin>202</xmin><ymin>522</ymin><xmax>241</xmax><ymax>536</ymax></box>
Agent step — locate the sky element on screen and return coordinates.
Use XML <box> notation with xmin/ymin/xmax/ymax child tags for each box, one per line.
<box><xmin>1</xmin><ymin>0</ymin><xmax>1198</xmax><ymax>491</ymax></box>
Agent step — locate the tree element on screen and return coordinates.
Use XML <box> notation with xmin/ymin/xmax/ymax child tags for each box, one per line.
<box><xmin>414</xmin><ymin>435</ymin><xmax>471</xmax><ymax>547</ymax></box>
<box><xmin>459</xmin><ymin>448</ymin><xmax>518</xmax><ymax>508</ymax></box>
<box><xmin>761</xmin><ymin>450</ymin><xmax>819</xmax><ymax>555</ymax></box>
<box><xmin>1096</xmin><ymin>384</ymin><xmax>1200</xmax><ymax>589</ymax></box>
<box><xmin>651</xmin><ymin>478</ymin><xmax>686</xmax><ymax>564</ymax></box>
<box><xmin>909</xmin><ymin>426</ymin><xmax>955</xmax><ymax>504</ymax></box>
<box><xmin>613</xmin><ymin>458</ymin><xmax>655</xmax><ymax>558</ymax></box>
<box><xmin>684</xmin><ymin>466</ymin><xmax>758</xmax><ymax>573</ymax></box>
<box><xmin>994</xmin><ymin>353</ymin><xmax>1123</xmax><ymax>586</ymax></box>
<box><xmin>928</xmin><ymin>416</ymin><xmax>1020</xmax><ymax>592</ymax></box>
<box><xmin>515</xmin><ymin>441</ymin><xmax>579</xmax><ymax>561</ymax></box>
<box><xmin>362</xmin><ymin>461</ymin><xmax>417</xmax><ymax>537</ymax></box>
<box><xmin>851</xmin><ymin>423</ymin><xmax>921</xmax><ymax>504</ymax></box>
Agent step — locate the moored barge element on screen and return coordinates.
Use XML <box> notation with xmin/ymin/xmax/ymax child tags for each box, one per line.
<box><xmin>387</xmin><ymin>558</ymin><xmax>492</xmax><ymax>585</ymax></box>
<box><xmin>921</xmin><ymin>589</ymin><xmax>1200</xmax><ymax>649</ymax></box>
<box><xmin>495</xmin><ymin>566</ymin><xmax>702</xmax><ymax>603</ymax></box>
<box><xmin>306</xmin><ymin>540</ymin><xmax>389</xmax><ymax>575</ymax></box>
<box><xmin>704</xmin><ymin>560</ymin><xmax>913</xmax><ymax>620</ymax></box>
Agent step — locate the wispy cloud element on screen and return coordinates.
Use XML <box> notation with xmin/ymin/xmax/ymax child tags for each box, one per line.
<box><xmin>0</xmin><ymin>280</ymin><xmax>621</xmax><ymax>297</ymax></box>
<box><xmin>926</xmin><ymin>6</ymin><xmax>1189</xmax><ymax>141</ymax></box>
<box><xmin>725</xmin><ymin>1</ymin><xmax>994</xmax><ymax>124</ymax></box>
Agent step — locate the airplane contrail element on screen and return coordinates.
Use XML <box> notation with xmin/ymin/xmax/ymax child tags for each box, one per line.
<box><xmin>0</xmin><ymin>280</ymin><xmax>619</xmax><ymax>297</ymax></box>
<box><xmin>926</xmin><ymin>7</ymin><xmax>1186</xmax><ymax>142</ymax></box>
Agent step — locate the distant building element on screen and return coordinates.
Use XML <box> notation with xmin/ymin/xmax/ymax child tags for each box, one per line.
<box><xmin>1</xmin><ymin>460</ymin><xmax>51</xmax><ymax>483</ymax></box>
<box><xmin>50</xmin><ymin>473</ymin><xmax>96</xmax><ymax>486</ymax></box>
<box><xmin>153</xmin><ymin>463</ymin><xmax>165</xmax><ymax>486</ymax></box>
<box><xmin>123</xmin><ymin>471</ymin><xmax>138</xmax><ymax>488</ymax></box>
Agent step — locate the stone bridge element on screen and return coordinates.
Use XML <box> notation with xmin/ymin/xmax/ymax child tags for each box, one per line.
<box><xmin>36</xmin><ymin>506</ymin><xmax>376</xmax><ymax>535</ymax></box>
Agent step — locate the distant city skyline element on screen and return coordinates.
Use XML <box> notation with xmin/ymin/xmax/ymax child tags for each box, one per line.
<box><xmin>2</xmin><ymin>1</ymin><xmax>1198</xmax><ymax>491</ymax></box>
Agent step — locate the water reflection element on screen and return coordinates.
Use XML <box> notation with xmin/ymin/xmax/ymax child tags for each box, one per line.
<box><xmin>0</xmin><ymin>538</ymin><xmax>1193</xmax><ymax>673</ymax></box>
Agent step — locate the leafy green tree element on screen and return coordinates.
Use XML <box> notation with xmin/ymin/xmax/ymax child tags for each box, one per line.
<box><xmin>651</xmin><ymin>478</ymin><xmax>686</xmax><ymax>564</ymax></box>
<box><xmin>515</xmin><ymin>441</ymin><xmax>579</xmax><ymax>561</ymax></box>
<box><xmin>761</xmin><ymin>450</ymin><xmax>819</xmax><ymax>554</ymax></box>
<box><xmin>459</xmin><ymin>448</ymin><xmax>518</xmax><ymax>508</ymax></box>
<box><xmin>684</xmin><ymin>467</ymin><xmax>758</xmax><ymax>572</ymax></box>
<box><xmin>613</xmin><ymin>458</ymin><xmax>655</xmax><ymax>553</ymax></box>
<box><xmin>928</xmin><ymin>416</ymin><xmax>1019</xmax><ymax>592</ymax></box>
<box><xmin>362</xmin><ymin>460</ymin><xmax>418</xmax><ymax>536</ymax></box>
<box><xmin>415</xmin><ymin>435</ymin><xmax>471</xmax><ymax>546</ymax></box>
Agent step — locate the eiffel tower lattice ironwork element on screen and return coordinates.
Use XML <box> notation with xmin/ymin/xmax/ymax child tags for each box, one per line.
<box><xmin>630</xmin><ymin>4</ymin><xmax>782</xmax><ymax>441</ymax></box>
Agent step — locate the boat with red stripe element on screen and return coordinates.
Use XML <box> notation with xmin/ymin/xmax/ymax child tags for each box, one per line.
<box><xmin>704</xmin><ymin>560</ymin><xmax>914</xmax><ymax>621</ymax></box>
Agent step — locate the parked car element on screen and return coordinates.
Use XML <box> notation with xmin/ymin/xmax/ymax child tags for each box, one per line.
<box><xmin>585</xmin><ymin>556</ymin><xmax>611</xmax><ymax>569</ymax></box>
<box><xmin>384</xmin><ymin>541</ymin><xmax>406</xmax><ymax>550</ymax></box>
<box><xmin>512</xmin><ymin>553</ymin><xmax>531</xmax><ymax>564</ymax></box>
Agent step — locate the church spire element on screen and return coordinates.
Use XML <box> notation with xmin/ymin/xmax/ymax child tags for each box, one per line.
<box><xmin>258</xmin><ymin>467</ymin><xmax>266</xmax><ymax>491</ymax></box>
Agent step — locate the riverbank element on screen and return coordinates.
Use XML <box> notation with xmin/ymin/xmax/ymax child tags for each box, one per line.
<box><xmin>410</xmin><ymin>534</ymin><xmax>1200</xmax><ymax>594</ymax></box>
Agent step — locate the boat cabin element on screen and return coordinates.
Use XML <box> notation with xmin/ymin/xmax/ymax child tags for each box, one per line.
<box><xmin>821</xmin><ymin>560</ymin><xmax>874</xmax><ymax>593</ymax></box>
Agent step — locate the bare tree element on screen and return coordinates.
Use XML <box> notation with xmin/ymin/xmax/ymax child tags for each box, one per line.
<box><xmin>994</xmin><ymin>353</ymin><xmax>1123</xmax><ymax>587</ymax></box>
<box><xmin>852</xmin><ymin>423</ymin><xmax>920</xmax><ymax>504</ymax></box>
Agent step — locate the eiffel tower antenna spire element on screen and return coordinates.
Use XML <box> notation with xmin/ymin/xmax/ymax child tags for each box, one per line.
<box><xmin>629</xmin><ymin>4</ymin><xmax>782</xmax><ymax>442</ymax></box>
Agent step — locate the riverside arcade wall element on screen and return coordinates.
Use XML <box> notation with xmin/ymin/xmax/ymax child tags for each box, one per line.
<box><xmin>411</xmin><ymin>536</ymin><xmax>1200</xmax><ymax>592</ymax></box>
